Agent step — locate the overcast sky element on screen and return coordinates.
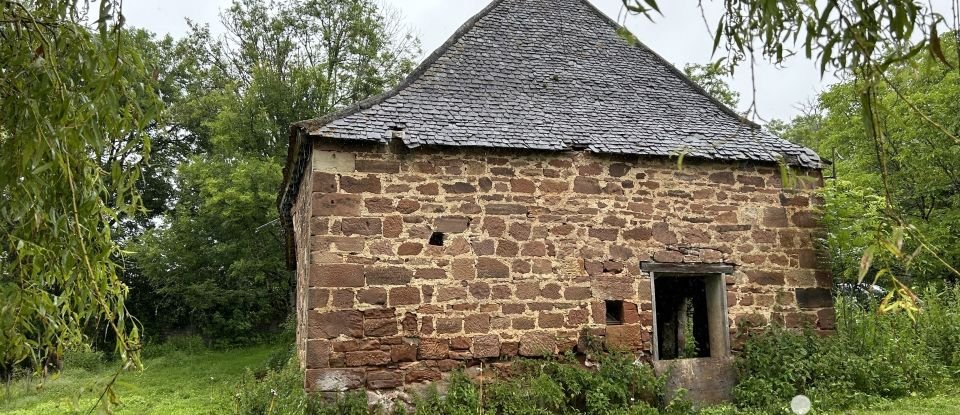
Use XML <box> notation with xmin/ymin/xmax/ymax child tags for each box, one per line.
<box><xmin>119</xmin><ymin>0</ymin><xmax>940</xmax><ymax>122</ymax></box>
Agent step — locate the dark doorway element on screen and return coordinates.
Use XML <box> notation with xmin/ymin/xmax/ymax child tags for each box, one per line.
<box><xmin>654</xmin><ymin>276</ymin><xmax>712</xmax><ymax>360</ymax></box>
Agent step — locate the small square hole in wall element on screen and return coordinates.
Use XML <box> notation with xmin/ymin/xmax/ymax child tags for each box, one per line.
<box><xmin>428</xmin><ymin>232</ymin><xmax>445</xmax><ymax>246</ymax></box>
<box><xmin>605</xmin><ymin>300</ymin><xmax>624</xmax><ymax>325</ymax></box>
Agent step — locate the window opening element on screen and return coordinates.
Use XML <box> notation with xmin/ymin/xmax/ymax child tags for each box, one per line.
<box><xmin>605</xmin><ymin>300</ymin><xmax>624</xmax><ymax>325</ymax></box>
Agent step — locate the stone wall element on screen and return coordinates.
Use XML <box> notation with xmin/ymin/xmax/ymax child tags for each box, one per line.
<box><xmin>291</xmin><ymin>139</ymin><xmax>834</xmax><ymax>393</ymax></box>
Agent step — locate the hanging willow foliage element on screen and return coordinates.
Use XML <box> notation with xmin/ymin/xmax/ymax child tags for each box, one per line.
<box><xmin>0</xmin><ymin>0</ymin><xmax>161</xmax><ymax>380</ymax></box>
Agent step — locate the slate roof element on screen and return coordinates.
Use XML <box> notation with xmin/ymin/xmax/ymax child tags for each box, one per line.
<box><xmin>280</xmin><ymin>0</ymin><xmax>824</xmax><ymax>267</ymax></box>
<box><xmin>292</xmin><ymin>0</ymin><xmax>823</xmax><ymax>169</ymax></box>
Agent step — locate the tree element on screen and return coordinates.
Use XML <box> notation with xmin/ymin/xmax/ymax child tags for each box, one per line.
<box><xmin>775</xmin><ymin>36</ymin><xmax>960</xmax><ymax>286</ymax></box>
<box><xmin>0</xmin><ymin>0</ymin><xmax>160</xmax><ymax>375</ymax></box>
<box><xmin>131</xmin><ymin>0</ymin><xmax>418</xmax><ymax>343</ymax></box>
<box><xmin>683</xmin><ymin>62</ymin><xmax>740</xmax><ymax>109</ymax></box>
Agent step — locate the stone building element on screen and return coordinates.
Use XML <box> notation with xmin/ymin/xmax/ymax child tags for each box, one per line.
<box><xmin>278</xmin><ymin>0</ymin><xmax>833</xmax><ymax>403</ymax></box>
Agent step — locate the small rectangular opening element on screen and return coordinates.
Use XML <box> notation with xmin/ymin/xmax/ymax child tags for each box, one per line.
<box><xmin>428</xmin><ymin>232</ymin><xmax>445</xmax><ymax>246</ymax></box>
<box><xmin>653</xmin><ymin>274</ymin><xmax>727</xmax><ymax>360</ymax></box>
<box><xmin>605</xmin><ymin>300</ymin><xmax>624</xmax><ymax>325</ymax></box>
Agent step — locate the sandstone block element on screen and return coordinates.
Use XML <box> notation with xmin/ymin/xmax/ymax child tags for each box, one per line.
<box><xmin>397</xmin><ymin>242</ymin><xmax>423</xmax><ymax>256</ymax></box>
<box><xmin>364</xmin><ymin>318</ymin><xmax>398</xmax><ymax>337</ymax></box>
<box><xmin>340</xmin><ymin>218</ymin><xmax>382</xmax><ymax>236</ymax></box>
<box><xmin>312</xmin><ymin>172</ymin><xmax>338</xmax><ymax>193</ymax></box>
<box><xmin>763</xmin><ymin>207</ymin><xmax>788</xmax><ymax>227</ymax></box>
<box><xmin>435</xmin><ymin>216</ymin><xmax>471</xmax><ymax>233</ymax></box>
<box><xmin>365</xmin><ymin>266</ymin><xmax>413</xmax><ymax>285</ymax></box>
<box><xmin>340</xmin><ymin>175</ymin><xmax>381</xmax><ymax>193</ymax></box>
<box><xmin>311</xmin><ymin>264</ymin><xmax>364</xmax><ymax>288</ymax></box>
<box><xmin>477</xmin><ymin>258</ymin><xmax>510</xmax><ymax>278</ymax></box>
<box><xmin>344</xmin><ymin>350</ymin><xmax>390</xmax><ymax>367</ymax></box>
<box><xmin>745</xmin><ymin>270</ymin><xmax>785</xmax><ymax>286</ymax></box>
<box><xmin>389</xmin><ymin>287</ymin><xmax>421</xmax><ymax>306</ymax></box>
<box><xmin>357</xmin><ymin>288</ymin><xmax>387</xmax><ymax>305</ymax></box>
<box><xmin>306</xmin><ymin>368</ymin><xmax>365</xmax><ymax>392</ymax></box>
<box><xmin>472</xmin><ymin>335</ymin><xmax>501</xmax><ymax>358</ymax></box>
<box><xmin>406</xmin><ymin>369</ymin><xmax>443</xmax><ymax>383</ymax></box>
<box><xmin>606</xmin><ymin>325</ymin><xmax>643</xmax><ymax>351</ymax></box>
<box><xmin>419</xmin><ymin>338</ymin><xmax>449</xmax><ymax>359</ymax></box>
<box><xmin>520</xmin><ymin>332</ymin><xmax>557</xmax><ymax>356</ymax></box>
<box><xmin>313</xmin><ymin>193</ymin><xmax>362</xmax><ymax>216</ymax></box>
<box><xmin>366</xmin><ymin>370</ymin><xmax>403</xmax><ymax>389</ymax></box>
<box><xmin>464</xmin><ymin>314</ymin><xmax>491</xmax><ymax>333</ymax></box>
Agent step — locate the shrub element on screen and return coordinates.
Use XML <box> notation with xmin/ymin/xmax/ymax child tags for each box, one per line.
<box><xmin>232</xmin><ymin>352</ymin><xmax>689</xmax><ymax>415</ymax></box>
<box><xmin>410</xmin><ymin>353</ymin><xmax>688</xmax><ymax>415</ymax></box>
<box><xmin>141</xmin><ymin>334</ymin><xmax>207</xmax><ymax>360</ymax></box>
<box><xmin>62</xmin><ymin>347</ymin><xmax>106</xmax><ymax>372</ymax></box>
<box><xmin>734</xmin><ymin>287</ymin><xmax>960</xmax><ymax>413</ymax></box>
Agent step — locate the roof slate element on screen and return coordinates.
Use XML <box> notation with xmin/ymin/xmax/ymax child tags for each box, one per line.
<box><xmin>295</xmin><ymin>0</ymin><xmax>823</xmax><ymax>169</ymax></box>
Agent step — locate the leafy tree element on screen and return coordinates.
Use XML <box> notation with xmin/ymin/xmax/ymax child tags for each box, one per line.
<box><xmin>0</xmin><ymin>1</ymin><xmax>160</xmax><ymax>375</ymax></box>
<box><xmin>683</xmin><ymin>62</ymin><xmax>740</xmax><ymax>109</ymax></box>
<box><xmin>774</xmin><ymin>35</ymin><xmax>960</xmax><ymax>288</ymax></box>
<box><xmin>131</xmin><ymin>0</ymin><xmax>418</xmax><ymax>343</ymax></box>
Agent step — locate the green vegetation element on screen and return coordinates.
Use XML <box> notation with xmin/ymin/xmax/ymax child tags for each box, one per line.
<box><xmin>1</xmin><ymin>0</ymin><xmax>160</xmax><ymax>377</ymax></box>
<box><xmin>1</xmin><ymin>341</ymin><xmax>277</xmax><ymax>415</ymax></box>
<box><xmin>127</xmin><ymin>0</ymin><xmax>418</xmax><ymax>346</ymax></box>
<box><xmin>733</xmin><ymin>287</ymin><xmax>960</xmax><ymax>413</ymax></box>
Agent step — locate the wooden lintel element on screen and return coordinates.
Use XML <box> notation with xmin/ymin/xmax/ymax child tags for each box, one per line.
<box><xmin>640</xmin><ymin>262</ymin><xmax>735</xmax><ymax>275</ymax></box>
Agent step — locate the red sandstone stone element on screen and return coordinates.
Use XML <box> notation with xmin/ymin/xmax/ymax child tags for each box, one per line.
<box><xmin>472</xmin><ymin>334</ymin><xmax>501</xmax><ymax>358</ymax></box>
<box><xmin>476</xmin><ymin>257</ymin><xmax>510</xmax><ymax>278</ymax></box>
<box><xmin>464</xmin><ymin>314</ymin><xmax>491</xmax><ymax>333</ymax></box>
<box><xmin>366</xmin><ymin>370</ymin><xmax>403</xmax><ymax>389</ymax></box>
<box><xmin>418</xmin><ymin>338</ymin><xmax>449</xmax><ymax>359</ymax></box>
<box><xmin>406</xmin><ymin>369</ymin><xmax>443</xmax><ymax>383</ymax></box>
<box><xmin>396</xmin><ymin>199</ymin><xmax>421</xmax><ymax>214</ymax></box>
<box><xmin>313</xmin><ymin>193</ymin><xmax>362</xmax><ymax>216</ymax></box>
<box><xmin>436</xmin><ymin>317</ymin><xmax>463</xmax><ymax>334</ymax></box>
<box><xmin>397</xmin><ymin>242</ymin><xmax>423</xmax><ymax>256</ymax></box>
<box><xmin>763</xmin><ymin>207</ymin><xmax>789</xmax><ymax>227</ymax></box>
<box><xmin>389</xmin><ymin>287</ymin><xmax>421</xmax><ymax>306</ymax></box>
<box><xmin>520</xmin><ymin>332</ymin><xmax>557</xmax><ymax>356</ymax></box>
<box><xmin>340</xmin><ymin>175</ymin><xmax>381</xmax><ymax>194</ymax></box>
<box><xmin>311</xmin><ymin>264</ymin><xmax>364</xmax><ymax>287</ymax></box>
<box><xmin>344</xmin><ymin>350</ymin><xmax>390</xmax><ymax>367</ymax></box>
<box><xmin>313</xmin><ymin>172</ymin><xmax>338</xmax><ymax>193</ymax></box>
<box><xmin>364</xmin><ymin>266</ymin><xmax>413</xmax><ymax>285</ymax></box>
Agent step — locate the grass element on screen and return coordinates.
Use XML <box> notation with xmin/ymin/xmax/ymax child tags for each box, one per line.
<box><xmin>2</xmin><ymin>344</ymin><xmax>959</xmax><ymax>415</ymax></box>
<box><xmin>0</xmin><ymin>344</ymin><xmax>278</xmax><ymax>415</ymax></box>
<box><xmin>849</xmin><ymin>389</ymin><xmax>960</xmax><ymax>415</ymax></box>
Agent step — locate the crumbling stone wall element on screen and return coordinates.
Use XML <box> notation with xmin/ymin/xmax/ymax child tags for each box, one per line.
<box><xmin>291</xmin><ymin>139</ymin><xmax>834</xmax><ymax>392</ymax></box>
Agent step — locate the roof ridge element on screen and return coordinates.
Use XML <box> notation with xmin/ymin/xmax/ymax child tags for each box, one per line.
<box><xmin>294</xmin><ymin>0</ymin><xmax>511</xmax><ymax>134</ymax></box>
<box><xmin>573</xmin><ymin>0</ymin><xmax>762</xmax><ymax>130</ymax></box>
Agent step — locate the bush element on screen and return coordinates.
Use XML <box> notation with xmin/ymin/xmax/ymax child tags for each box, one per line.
<box><xmin>232</xmin><ymin>357</ymin><xmax>398</xmax><ymax>415</ymax></box>
<box><xmin>734</xmin><ymin>287</ymin><xmax>960</xmax><ymax>413</ymax></box>
<box><xmin>232</xmin><ymin>352</ymin><xmax>693</xmax><ymax>415</ymax></box>
<box><xmin>141</xmin><ymin>334</ymin><xmax>207</xmax><ymax>360</ymax></box>
<box><xmin>411</xmin><ymin>353</ymin><xmax>690</xmax><ymax>415</ymax></box>
<box><xmin>61</xmin><ymin>347</ymin><xmax>106</xmax><ymax>372</ymax></box>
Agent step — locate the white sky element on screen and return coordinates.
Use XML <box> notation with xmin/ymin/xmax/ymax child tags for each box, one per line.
<box><xmin>120</xmin><ymin>0</ymin><xmax>952</xmax><ymax>122</ymax></box>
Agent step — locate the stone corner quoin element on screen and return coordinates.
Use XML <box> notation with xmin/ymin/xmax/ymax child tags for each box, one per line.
<box><xmin>288</xmin><ymin>142</ymin><xmax>834</xmax><ymax>393</ymax></box>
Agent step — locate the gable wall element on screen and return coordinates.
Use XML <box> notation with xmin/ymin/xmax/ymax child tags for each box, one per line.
<box><xmin>292</xmin><ymin>139</ymin><xmax>833</xmax><ymax>392</ymax></box>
